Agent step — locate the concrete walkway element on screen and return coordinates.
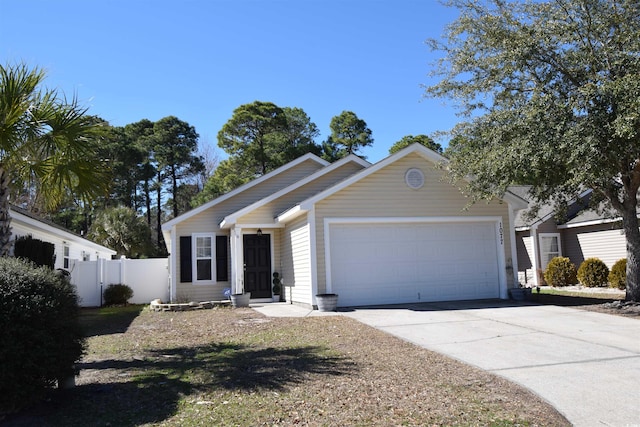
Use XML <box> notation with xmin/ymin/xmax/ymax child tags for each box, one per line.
<box><xmin>252</xmin><ymin>301</ymin><xmax>640</xmax><ymax>427</ymax></box>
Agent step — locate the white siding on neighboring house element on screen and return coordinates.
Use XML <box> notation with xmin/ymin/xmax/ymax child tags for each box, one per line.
<box><xmin>563</xmin><ymin>224</ymin><xmax>627</xmax><ymax>268</ymax></box>
<box><xmin>10</xmin><ymin>208</ymin><xmax>116</xmax><ymax>270</ymax></box>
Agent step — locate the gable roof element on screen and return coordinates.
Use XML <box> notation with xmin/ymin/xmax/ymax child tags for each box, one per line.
<box><xmin>10</xmin><ymin>205</ymin><xmax>116</xmax><ymax>255</ymax></box>
<box><xmin>162</xmin><ymin>152</ymin><xmax>329</xmax><ymax>230</ymax></box>
<box><xmin>277</xmin><ymin>143</ymin><xmax>528</xmax><ymax>223</ymax></box>
<box><xmin>512</xmin><ymin>187</ymin><xmax>630</xmax><ymax>230</ymax></box>
<box><xmin>219</xmin><ymin>154</ymin><xmax>370</xmax><ymax>228</ymax></box>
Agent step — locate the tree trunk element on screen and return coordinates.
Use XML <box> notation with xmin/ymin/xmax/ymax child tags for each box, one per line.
<box><xmin>0</xmin><ymin>168</ymin><xmax>12</xmax><ymax>256</ymax></box>
<box><xmin>156</xmin><ymin>171</ymin><xmax>162</xmax><ymax>251</ymax></box>
<box><xmin>171</xmin><ymin>165</ymin><xmax>178</xmax><ymax>218</ymax></box>
<box><xmin>144</xmin><ymin>178</ymin><xmax>151</xmax><ymax>227</ymax></box>
<box><xmin>622</xmin><ymin>207</ymin><xmax>640</xmax><ymax>302</ymax></box>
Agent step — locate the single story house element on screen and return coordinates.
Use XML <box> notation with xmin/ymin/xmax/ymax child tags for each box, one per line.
<box><xmin>512</xmin><ymin>186</ymin><xmax>628</xmax><ymax>287</ymax></box>
<box><xmin>162</xmin><ymin>144</ymin><xmax>527</xmax><ymax>308</ymax></box>
<box><xmin>9</xmin><ymin>205</ymin><xmax>117</xmax><ymax>270</ymax></box>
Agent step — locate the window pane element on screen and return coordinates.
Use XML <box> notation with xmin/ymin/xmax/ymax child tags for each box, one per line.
<box><xmin>540</xmin><ymin>236</ymin><xmax>560</xmax><ymax>269</ymax></box>
<box><xmin>196</xmin><ymin>237</ymin><xmax>212</xmax><ymax>257</ymax></box>
<box><xmin>197</xmin><ymin>259</ymin><xmax>212</xmax><ymax>280</ymax></box>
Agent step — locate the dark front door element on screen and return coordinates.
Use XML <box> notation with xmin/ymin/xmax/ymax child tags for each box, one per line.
<box><xmin>243</xmin><ymin>234</ymin><xmax>271</xmax><ymax>298</ymax></box>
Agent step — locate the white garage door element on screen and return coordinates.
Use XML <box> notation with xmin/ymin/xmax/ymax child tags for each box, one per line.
<box><xmin>328</xmin><ymin>221</ymin><xmax>501</xmax><ymax>306</ymax></box>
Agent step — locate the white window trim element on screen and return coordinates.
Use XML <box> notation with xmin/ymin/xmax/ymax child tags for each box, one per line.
<box><xmin>63</xmin><ymin>244</ymin><xmax>70</xmax><ymax>269</ymax></box>
<box><xmin>538</xmin><ymin>233</ymin><xmax>562</xmax><ymax>270</ymax></box>
<box><xmin>192</xmin><ymin>232</ymin><xmax>216</xmax><ymax>284</ymax></box>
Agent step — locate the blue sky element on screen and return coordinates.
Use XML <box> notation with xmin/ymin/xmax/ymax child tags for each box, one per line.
<box><xmin>1</xmin><ymin>0</ymin><xmax>460</xmax><ymax>163</ymax></box>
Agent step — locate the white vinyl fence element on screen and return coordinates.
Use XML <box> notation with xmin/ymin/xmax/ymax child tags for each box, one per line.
<box><xmin>69</xmin><ymin>257</ymin><xmax>169</xmax><ymax>307</ymax></box>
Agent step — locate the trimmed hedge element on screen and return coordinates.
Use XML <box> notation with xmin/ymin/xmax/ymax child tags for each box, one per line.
<box><xmin>543</xmin><ymin>257</ymin><xmax>577</xmax><ymax>287</ymax></box>
<box><xmin>103</xmin><ymin>283</ymin><xmax>134</xmax><ymax>306</ymax></box>
<box><xmin>14</xmin><ymin>235</ymin><xmax>56</xmax><ymax>269</ymax></box>
<box><xmin>0</xmin><ymin>257</ymin><xmax>84</xmax><ymax>415</ymax></box>
<box><xmin>609</xmin><ymin>258</ymin><xmax>627</xmax><ymax>290</ymax></box>
<box><xmin>577</xmin><ymin>258</ymin><xmax>610</xmax><ymax>288</ymax></box>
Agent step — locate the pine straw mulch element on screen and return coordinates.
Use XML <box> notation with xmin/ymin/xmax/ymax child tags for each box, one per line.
<box><xmin>8</xmin><ymin>306</ymin><xmax>570</xmax><ymax>426</ymax></box>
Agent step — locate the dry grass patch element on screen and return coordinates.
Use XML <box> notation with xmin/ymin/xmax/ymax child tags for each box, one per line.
<box><xmin>9</xmin><ymin>306</ymin><xmax>569</xmax><ymax>426</ymax></box>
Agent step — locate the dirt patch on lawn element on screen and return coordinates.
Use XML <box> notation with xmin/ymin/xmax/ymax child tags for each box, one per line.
<box><xmin>7</xmin><ymin>307</ymin><xmax>569</xmax><ymax>426</ymax></box>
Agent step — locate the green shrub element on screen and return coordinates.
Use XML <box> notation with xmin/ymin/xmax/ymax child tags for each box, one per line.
<box><xmin>14</xmin><ymin>235</ymin><xmax>56</xmax><ymax>269</ymax></box>
<box><xmin>0</xmin><ymin>257</ymin><xmax>84</xmax><ymax>415</ymax></box>
<box><xmin>577</xmin><ymin>258</ymin><xmax>610</xmax><ymax>287</ymax></box>
<box><xmin>609</xmin><ymin>258</ymin><xmax>627</xmax><ymax>290</ymax></box>
<box><xmin>103</xmin><ymin>283</ymin><xmax>134</xmax><ymax>306</ymax></box>
<box><xmin>543</xmin><ymin>257</ymin><xmax>577</xmax><ymax>287</ymax></box>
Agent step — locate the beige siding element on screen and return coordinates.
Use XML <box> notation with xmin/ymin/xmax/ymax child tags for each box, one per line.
<box><xmin>516</xmin><ymin>232</ymin><xmax>536</xmax><ymax>285</ymax></box>
<box><xmin>281</xmin><ymin>215</ymin><xmax>313</xmax><ymax>306</ymax></box>
<box><xmin>237</xmin><ymin>162</ymin><xmax>364</xmax><ymax>224</ymax></box>
<box><xmin>172</xmin><ymin>159</ymin><xmax>323</xmax><ymax>301</ymax></box>
<box><xmin>563</xmin><ymin>224</ymin><xmax>627</xmax><ymax>269</ymax></box>
<box><xmin>313</xmin><ymin>153</ymin><xmax>514</xmax><ymax>293</ymax></box>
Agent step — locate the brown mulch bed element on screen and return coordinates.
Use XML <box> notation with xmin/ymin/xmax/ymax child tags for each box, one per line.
<box><xmin>5</xmin><ymin>306</ymin><xmax>570</xmax><ymax>426</ymax></box>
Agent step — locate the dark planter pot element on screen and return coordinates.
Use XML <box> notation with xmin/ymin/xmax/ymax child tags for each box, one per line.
<box><xmin>231</xmin><ymin>292</ymin><xmax>251</xmax><ymax>307</ymax></box>
<box><xmin>509</xmin><ymin>287</ymin><xmax>532</xmax><ymax>301</ymax></box>
<box><xmin>316</xmin><ymin>293</ymin><xmax>339</xmax><ymax>312</ymax></box>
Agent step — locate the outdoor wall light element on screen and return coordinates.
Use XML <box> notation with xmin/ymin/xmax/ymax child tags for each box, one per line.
<box><xmin>257</xmin><ymin>229</ymin><xmax>263</xmax><ymax>236</ymax></box>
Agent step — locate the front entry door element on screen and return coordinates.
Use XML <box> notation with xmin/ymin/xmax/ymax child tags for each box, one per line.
<box><xmin>243</xmin><ymin>234</ymin><xmax>271</xmax><ymax>298</ymax></box>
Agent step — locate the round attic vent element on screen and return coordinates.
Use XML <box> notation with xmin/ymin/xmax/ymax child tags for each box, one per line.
<box><xmin>405</xmin><ymin>168</ymin><xmax>424</xmax><ymax>189</ymax></box>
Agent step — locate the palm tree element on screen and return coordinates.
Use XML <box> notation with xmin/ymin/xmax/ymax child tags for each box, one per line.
<box><xmin>0</xmin><ymin>63</ymin><xmax>108</xmax><ymax>255</ymax></box>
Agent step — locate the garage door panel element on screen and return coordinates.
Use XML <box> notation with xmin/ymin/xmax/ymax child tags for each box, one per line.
<box><xmin>329</xmin><ymin>222</ymin><xmax>500</xmax><ymax>306</ymax></box>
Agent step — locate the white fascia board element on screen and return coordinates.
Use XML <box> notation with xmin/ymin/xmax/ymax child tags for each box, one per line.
<box><xmin>557</xmin><ymin>217</ymin><xmax>621</xmax><ymax>229</ymax></box>
<box><xmin>276</xmin><ymin>205</ymin><xmax>306</xmax><ymax>224</ymax></box>
<box><xmin>11</xmin><ymin>210</ymin><xmax>117</xmax><ymax>255</ymax></box>
<box><xmin>219</xmin><ymin>154</ymin><xmax>370</xmax><ymax>228</ymax></box>
<box><xmin>299</xmin><ymin>144</ymin><xmax>447</xmax><ymax>211</ymax></box>
<box><xmin>162</xmin><ymin>152</ymin><xmax>329</xmax><ymax>230</ymax></box>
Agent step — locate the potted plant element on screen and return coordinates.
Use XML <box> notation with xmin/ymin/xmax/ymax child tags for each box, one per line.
<box><xmin>272</xmin><ymin>272</ymin><xmax>282</xmax><ymax>302</ymax></box>
<box><xmin>316</xmin><ymin>293</ymin><xmax>339</xmax><ymax>311</ymax></box>
<box><xmin>231</xmin><ymin>284</ymin><xmax>251</xmax><ymax>308</ymax></box>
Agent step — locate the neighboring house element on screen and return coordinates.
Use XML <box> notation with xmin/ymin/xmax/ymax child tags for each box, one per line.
<box><xmin>162</xmin><ymin>144</ymin><xmax>527</xmax><ymax>308</ymax></box>
<box><xmin>512</xmin><ymin>186</ymin><xmax>628</xmax><ymax>287</ymax></box>
<box><xmin>9</xmin><ymin>205</ymin><xmax>116</xmax><ymax>270</ymax></box>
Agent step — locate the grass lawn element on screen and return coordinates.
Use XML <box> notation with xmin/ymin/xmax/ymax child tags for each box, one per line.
<box><xmin>8</xmin><ymin>305</ymin><xmax>570</xmax><ymax>426</ymax></box>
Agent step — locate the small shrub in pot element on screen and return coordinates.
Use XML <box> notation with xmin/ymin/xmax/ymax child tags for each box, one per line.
<box><xmin>103</xmin><ymin>283</ymin><xmax>134</xmax><ymax>306</ymax></box>
<box><xmin>543</xmin><ymin>257</ymin><xmax>577</xmax><ymax>287</ymax></box>
<box><xmin>577</xmin><ymin>258</ymin><xmax>609</xmax><ymax>287</ymax></box>
<box><xmin>608</xmin><ymin>258</ymin><xmax>626</xmax><ymax>290</ymax></box>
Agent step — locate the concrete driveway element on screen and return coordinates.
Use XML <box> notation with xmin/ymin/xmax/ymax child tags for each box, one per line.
<box><xmin>340</xmin><ymin>300</ymin><xmax>640</xmax><ymax>427</ymax></box>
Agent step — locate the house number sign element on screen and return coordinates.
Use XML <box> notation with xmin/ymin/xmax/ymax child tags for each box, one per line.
<box><xmin>499</xmin><ymin>222</ymin><xmax>504</xmax><ymax>244</ymax></box>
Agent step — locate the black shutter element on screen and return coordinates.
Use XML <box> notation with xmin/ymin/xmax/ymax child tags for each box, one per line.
<box><xmin>180</xmin><ymin>236</ymin><xmax>192</xmax><ymax>283</ymax></box>
<box><xmin>216</xmin><ymin>235</ymin><xmax>229</xmax><ymax>282</ymax></box>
